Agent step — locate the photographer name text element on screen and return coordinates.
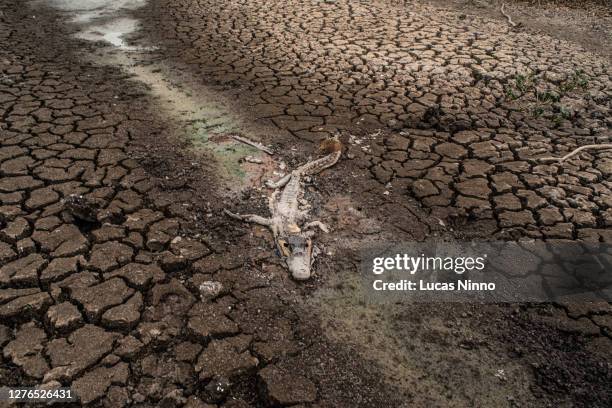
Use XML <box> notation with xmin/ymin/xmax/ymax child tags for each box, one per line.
<box><xmin>372</xmin><ymin>279</ymin><xmax>496</xmax><ymax>291</ymax></box>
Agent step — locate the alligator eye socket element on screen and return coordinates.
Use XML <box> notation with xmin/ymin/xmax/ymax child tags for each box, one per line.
<box><xmin>278</xmin><ymin>239</ymin><xmax>291</xmax><ymax>256</ymax></box>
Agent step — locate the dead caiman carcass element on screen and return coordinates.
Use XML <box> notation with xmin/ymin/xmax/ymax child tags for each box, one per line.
<box><xmin>225</xmin><ymin>139</ymin><xmax>341</xmax><ymax>280</ymax></box>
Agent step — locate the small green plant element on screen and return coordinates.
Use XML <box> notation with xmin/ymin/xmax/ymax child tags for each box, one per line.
<box><xmin>532</xmin><ymin>106</ymin><xmax>545</xmax><ymax>118</ymax></box>
<box><xmin>505</xmin><ymin>86</ymin><xmax>518</xmax><ymax>100</ymax></box>
<box><xmin>559</xmin><ymin>105</ymin><xmax>572</xmax><ymax>119</ymax></box>
<box><xmin>551</xmin><ymin>105</ymin><xmax>573</xmax><ymax>127</ymax></box>
<box><xmin>535</xmin><ymin>90</ymin><xmax>560</xmax><ymax>104</ymax></box>
<box><xmin>503</xmin><ymin>68</ymin><xmax>590</xmax><ymax>121</ymax></box>
<box><xmin>514</xmin><ymin>73</ymin><xmax>530</xmax><ymax>93</ymax></box>
<box><xmin>559</xmin><ymin>69</ymin><xmax>589</xmax><ymax>93</ymax></box>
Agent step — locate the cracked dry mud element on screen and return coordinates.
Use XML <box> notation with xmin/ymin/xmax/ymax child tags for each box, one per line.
<box><xmin>0</xmin><ymin>0</ymin><xmax>611</xmax><ymax>407</ymax></box>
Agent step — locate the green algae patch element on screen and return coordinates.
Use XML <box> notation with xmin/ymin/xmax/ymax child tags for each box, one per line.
<box><xmin>190</xmin><ymin>117</ymin><xmax>239</xmax><ymax>142</ymax></box>
<box><xmin>209</xmin><ymin>142</ymin><xmax>258</xmax><ymax>180</ymax></box>
<box><xmin>188</xmin><ymin>119</ymin><xmax>262</xmax><ymax>182</ymax></box>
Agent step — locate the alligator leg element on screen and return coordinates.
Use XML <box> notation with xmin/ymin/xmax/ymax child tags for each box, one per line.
<box><xmin>224</xmin><ymin>209</ymin><xmax>272</xmax><ymax>226</ymax></box>
<box><xmin>304</xmin><ymin>221</ymin><xmax>330</xmax><ymax>233</ymax></box>
<box><xmin>266</xmin><ymin>174</ymin><xmax>291</xmax><ymax>189</ymax></box>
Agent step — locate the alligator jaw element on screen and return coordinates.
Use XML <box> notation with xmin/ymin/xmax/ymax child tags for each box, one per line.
<box><xmin>279</xmin><ymin>234</ymin><xmax>313</xmax><ymax>280</ymax></box>
<box><xmin>286</xmin><ymin>254</ymin><xmax>312</xmax><ymax>280</ymax></box>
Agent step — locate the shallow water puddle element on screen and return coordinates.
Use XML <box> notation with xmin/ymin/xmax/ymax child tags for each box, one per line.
<box><xmin>47</xmin><ymin>0</ymin><xmax>146</xmax><ymax>23</ymax></box>
<box><xmin>75</xmin><ymin>17</ymin><xmax>141</xmax><ymax>49</ymax></box>
<box><xmin>40</xmin><ymin>0</ymin><xmax>279</xmax><ymax>193</ymax></box>
<box><xmin>43</xmin><ymin>0</ymin><xmax>148</xmax><ymax>50</ymax></box>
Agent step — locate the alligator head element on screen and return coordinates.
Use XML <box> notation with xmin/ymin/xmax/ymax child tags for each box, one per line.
<box><xmin>276</xmin><ymin>234</ymin><xmax>314</xmax><ymax>280</ymax></box>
